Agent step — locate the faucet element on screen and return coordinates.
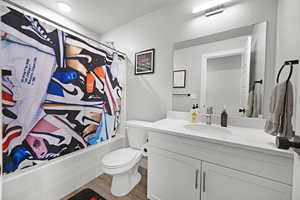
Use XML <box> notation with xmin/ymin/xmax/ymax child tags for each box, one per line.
<box><xmin>205</xmin><ymin>106</ymin><xmax>213</xmax><ymax>125</ymax></box>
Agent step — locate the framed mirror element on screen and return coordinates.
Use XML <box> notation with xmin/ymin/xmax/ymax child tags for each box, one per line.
<box><xmin>172</xmin><ymin>22</ymin><xmax>267</xmax><ymax>118</ymax></box>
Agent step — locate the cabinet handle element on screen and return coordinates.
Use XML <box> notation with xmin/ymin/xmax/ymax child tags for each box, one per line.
<box><xmin>203</xmin><ymin>171</ymin><xmax>206</xmax><ymax>192</ymax></box>
<box><xmin>195</xmin><ymin>169</ymin><xmax>199</xmax><ymax>189</ymax></box>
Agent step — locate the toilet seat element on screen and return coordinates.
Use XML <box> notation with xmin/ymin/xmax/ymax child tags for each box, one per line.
<box><xmin>103</xmin><ymin>148</ymin><xmax>142</xmax><ymax>170</ymax></box>
<box><xmin>102</xmin><ymin>148</ymin><xmax>143</xmax><ymax>196</ymax></box>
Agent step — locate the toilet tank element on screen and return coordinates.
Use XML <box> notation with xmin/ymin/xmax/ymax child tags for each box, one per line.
<box><xmin>127</xmin><ymin>121</ymin><xmax>150</xmax><ymax>150</ymax></box>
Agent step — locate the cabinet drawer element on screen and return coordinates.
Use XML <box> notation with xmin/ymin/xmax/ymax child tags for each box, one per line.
<box><xmin>148</xmin><ymin>132</ymin><xmax>293</xmax><ymax>185</ymax></box>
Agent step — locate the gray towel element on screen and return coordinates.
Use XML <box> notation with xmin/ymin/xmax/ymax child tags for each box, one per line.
<box><xmin>246</xmin><ymin>89</ymin><xmax>258</xmax><ymax>118</ymax></box>
<box><xmin>246</xmin><ymin>90</ymin><xmax>254</xmax><ymax>117</ymax></box>
<box><xmin>252</xmin><ymin>91</ymin><xmax>258</xmax><ymax>118</ymax></box>
<box><xmin>264</xmin><ymin>81</ymin><xmax>294</xmax><ymax>138</ymax></box>
<box><xmin>256</xmin><ymin>84</ymin><xmax>263</xmax><ymax>115</ymax></box>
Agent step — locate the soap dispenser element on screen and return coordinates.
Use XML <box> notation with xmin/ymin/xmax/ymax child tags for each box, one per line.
<box><xmin>221</xmin><ymin>106</ymin><xmax>228</xmax><ymax>127</ymax></box>
<box><xmin>191</xmin><ymin>104</ymin><xmax>198</xmax><ymax>123</ymax></box>
<box><xmin>195</xmin><ymin>104</ymin><xmax>200</xmax><ymax>113</ymax></box>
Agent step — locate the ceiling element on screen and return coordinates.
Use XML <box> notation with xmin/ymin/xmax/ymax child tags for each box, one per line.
<box><xmin>32</xmin><ymin>0</ymin><xmax>180</xmax><ymax>35</ymax></box>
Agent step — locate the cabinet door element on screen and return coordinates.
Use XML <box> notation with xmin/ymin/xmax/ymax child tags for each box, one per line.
<box><xmin>148</xmin><ymin>147</ymin><xmax>201</xmax><ymax>200</ymax></box>
<box><xmin>293</xmin><ymin>152</ymin><xmax>300</xmax><ymax>200</ymax></box>
<box><xmin>201</xmin><ymin>162</ymin><xmax>291</xmax><ymax>200</ymax></box>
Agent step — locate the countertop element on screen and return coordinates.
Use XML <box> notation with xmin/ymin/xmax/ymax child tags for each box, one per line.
<box><xmin>127</xmin><ymin>119</ymin><xmax>293</xmax><ymax>158</ymax></box>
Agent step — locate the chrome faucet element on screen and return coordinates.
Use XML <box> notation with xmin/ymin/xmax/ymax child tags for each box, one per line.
<box><xmin>205</xmin><ymin>106</ymin><xmax>213</xmax><ymax>125</ymax></box>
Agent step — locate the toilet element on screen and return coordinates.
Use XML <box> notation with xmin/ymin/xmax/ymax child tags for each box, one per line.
<box><xmin>102</xmin><ymin>124</ymin><xmax>148</xmax><ymax>197</ymax></box>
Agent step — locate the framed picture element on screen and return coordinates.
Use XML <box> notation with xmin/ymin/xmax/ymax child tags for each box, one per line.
<box><xmin>135</xmin><ymin>48</ymin><xmax>155</xmax><ymax>75</ymax></box>
<box><xmin>173</xmin><ymin>70</ymin><xmax>186</xmax><ymax>88</ymax></box>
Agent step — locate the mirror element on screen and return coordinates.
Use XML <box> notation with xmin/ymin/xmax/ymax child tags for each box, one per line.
<box><xmin>172</xmin><ymin>22</ymin><xmax>267</xmax><ymax>118</ymax></box>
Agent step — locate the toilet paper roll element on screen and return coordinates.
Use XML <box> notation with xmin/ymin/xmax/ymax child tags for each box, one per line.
<box><xmin>141</xmin><ymin>143</ymin><xmax>148</xmax><ymax>157</ymax></box>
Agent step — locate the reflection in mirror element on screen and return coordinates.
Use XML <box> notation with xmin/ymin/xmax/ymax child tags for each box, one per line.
<box><xmin>206</xmin><ymin>55</ymin><xmax>244</xmax><ymax>117</ymax></box>
<box><xmin>172</xmin><ymin>22</ymin><xmax>267</xmax><ymax>118</ymax></box>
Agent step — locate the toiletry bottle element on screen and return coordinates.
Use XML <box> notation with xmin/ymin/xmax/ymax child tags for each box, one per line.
<box><xmin>190</xmin><ymin>104</ymin><xmax>194</xmax><ymax>122</ymax></box>
<box><xmin>191</xmin><ymin>104</ymin><xmax>198</xmax><ymax>123</ymax></box>
<box><xmin>196</xmin><ymin>104</ymin><xmax>200</xmax><ymax>121</ymax></box>
<box><xmin>221</xmin><ymin>106</ymin><xmax>228</xmax><ymax>127</ymax></box>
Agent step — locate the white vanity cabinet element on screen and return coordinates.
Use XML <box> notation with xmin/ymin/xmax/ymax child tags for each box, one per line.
<box><xmin>147</xmin><ymin>131</ymin><xmax>293</xmax><ymax>200</ymax></box>
<box><xmin>148</xmin><ymin>147</ymin><xmax>201</xmax><ymax>200</ymax></box>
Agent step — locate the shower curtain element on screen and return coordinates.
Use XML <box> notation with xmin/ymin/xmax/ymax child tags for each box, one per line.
<box><xmin>1</xmin><ymin>6</ymin><xmax>124</xmax><ymax>174</ymax></box>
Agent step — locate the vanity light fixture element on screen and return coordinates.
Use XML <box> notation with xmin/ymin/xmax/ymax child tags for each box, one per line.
<box><xmin>57</xmin><ymin>2</ymin><xmax>72</xmax><ymax>12</ymax></box>
<box><xmin>192</xmin><ymin>0</ymin><xmax>232</xmax><ymax>16</ymax></box>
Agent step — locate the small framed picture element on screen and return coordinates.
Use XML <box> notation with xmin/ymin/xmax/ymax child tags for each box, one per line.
<box><xmin>173</xmin><ymin>70</ymin><xmax>186</xmax><ymax>88</ymax></box>
<box><xmin>135</xmin><ymin>49</ymin><xmax>155</xmax><ymax>75</ymax></box>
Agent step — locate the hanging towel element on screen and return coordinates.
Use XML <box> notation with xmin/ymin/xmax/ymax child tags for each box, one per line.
<box><xmin>246</xmin><ymin>90</ymin><xmax>254</xmax><ymax>117</ymax></box>
<box><xmin>264</xmin><ymin>81</ymin><xmax>294</xmax><ymax>138</ymax></box>
<box><xmin>252</xmin><ymin>91</ymin><xmax>258</xmax><ymax>118</ymax></box>
<box><xmin>256</xmin><ymin>83</ymin><xmax>263</xmax><ymax>116</ymax></box>
<box><xmin>246</xmin><ymin>88</ymin><xmax>258</xmax><ymax>118</ymax></box>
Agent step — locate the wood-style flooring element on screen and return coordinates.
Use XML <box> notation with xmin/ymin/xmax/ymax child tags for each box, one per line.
<box><xmin>61</xmin><ymin>167</ymin><xmax>147</xmax><ymax>200</ymax></box>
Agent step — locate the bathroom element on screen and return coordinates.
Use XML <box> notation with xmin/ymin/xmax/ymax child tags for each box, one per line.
<box><xmin>0</xmin><ymin>0</ymin><xmax>300</xmax><ymax>199</ymax></box>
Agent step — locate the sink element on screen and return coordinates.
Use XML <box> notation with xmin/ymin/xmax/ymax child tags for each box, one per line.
<box><xmin>184</xmin><ymin>123</ymin><xmax>232</xmax><ymax>135</ymax></box>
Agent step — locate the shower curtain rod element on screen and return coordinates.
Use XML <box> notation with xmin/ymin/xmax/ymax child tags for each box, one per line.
<box><xmin>2</xmin><ymin>0</ymin><xmax>127</xmax><ymax>57</ymax></box>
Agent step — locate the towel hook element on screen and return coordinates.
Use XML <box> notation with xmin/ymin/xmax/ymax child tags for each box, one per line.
<box><xmin>251</xmin><ymin>79</ymin><xmax>263</xmax><ymax>91</ymax></box>
<box><xmin>254</xmin><ymin>79</ymin><xmax>263</xmax><ymax>85</ymax></box>
<box><xmin>276</xmin><ymin>60</ymin><xmax>299</xmax><ymax>83</ymax></box>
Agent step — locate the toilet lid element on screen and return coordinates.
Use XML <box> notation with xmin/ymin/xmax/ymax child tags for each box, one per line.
<box><xmin>102</xmin><ymin>148</ymin><xmax>141</xmax><ymax>168</ymax></box>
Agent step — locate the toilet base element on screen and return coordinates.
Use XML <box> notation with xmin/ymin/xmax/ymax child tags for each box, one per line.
<box><xmin>111</xmin><ymin>165</ymin><xmax>141</xmax><ymax>197</ymax></box>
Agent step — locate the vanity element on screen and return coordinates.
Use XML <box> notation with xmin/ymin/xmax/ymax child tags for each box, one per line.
<box><xmin>122</xmin><ymin>13</ymin><xmax>297</xmax><ymax>200</ymax></box>
<box><xmin>127</xmin><ymin>114</ymin><xmax>294</xmax><ymax>200</ymax></box>
<box><xmin>146</xmin><ymin>18</ymin><xmax>298</xmax><ymax>200</ymax></box>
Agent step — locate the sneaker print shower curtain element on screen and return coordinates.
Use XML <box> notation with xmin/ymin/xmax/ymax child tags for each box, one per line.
<box><xmin>1</xmin><ymin>6</ymin><xmax>125</xmax><ymax>174</ymax></box>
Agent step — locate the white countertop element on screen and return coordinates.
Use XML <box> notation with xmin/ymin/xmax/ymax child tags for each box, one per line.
<box><xmin>127</xmin><ymin>119</ymin><xmax>293</xmax><ymax>158</ymax></box>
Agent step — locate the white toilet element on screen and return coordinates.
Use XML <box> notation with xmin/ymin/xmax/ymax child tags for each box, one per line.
<box><xmin>102</xmin><ymin>125</ymin><xmax>148</xmax><ymax>197</ymax></box>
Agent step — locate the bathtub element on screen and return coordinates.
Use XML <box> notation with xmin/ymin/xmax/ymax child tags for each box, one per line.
<box><xmin>2</xmin><ymin>135</ymin><xmax>125</xmax><ymax>200</ymax></box>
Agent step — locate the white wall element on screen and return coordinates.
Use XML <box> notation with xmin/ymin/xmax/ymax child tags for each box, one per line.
<box><xmin>173</xmin><ymin>36</ymin><xmax>247</xmax><ymax>112</ymax></box>
<box><xmin>276</xmin><ymin>1</ymin><xmax>300</xmax><ymax>200</ymax></box>
<box><xmin>276</xmin><ymin>0</ymin><xmax>300</xmax><ymax>135</ymax></box>
<box><xmin>207</xmin><ymin>55</ymin><xmax>242</xmax><ymax>116</ymax></box>
<box><xmin>100</xmin><ymin>0</ymin><xmax>278</xmax><ymax>121</ymax></box>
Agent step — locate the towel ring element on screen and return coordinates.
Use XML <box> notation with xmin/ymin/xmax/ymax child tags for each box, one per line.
<box><xmin>276</xmin><ymin>63</ymin><xmax>293</xmax><ymax>83</ymax></box>
<box><xmin>276</xmin><ymin>60</ymin><xmax>298</xmax><ymax>83</ymax></box>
